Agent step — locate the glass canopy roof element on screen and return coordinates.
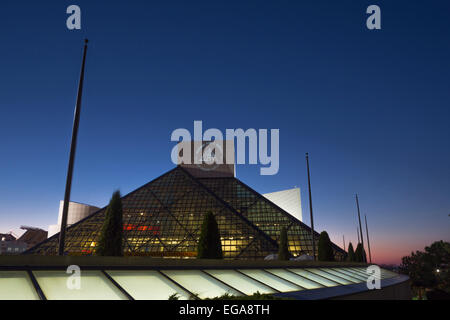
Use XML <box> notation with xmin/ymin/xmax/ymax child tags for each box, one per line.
<box><xmin>0</xmin><ymin>267</ymin><xmax>398</xmax><ymax>300</ymax></box>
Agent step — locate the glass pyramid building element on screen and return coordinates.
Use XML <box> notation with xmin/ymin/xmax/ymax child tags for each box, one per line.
<box><xmin>26</xmin><ymin>166</ymin><xmax>345</xmax><ymax>260</ymax></box>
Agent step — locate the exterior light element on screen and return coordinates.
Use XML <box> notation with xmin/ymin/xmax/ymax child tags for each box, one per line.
<box><xmin>436</xmin><ymin>269</ymin><xmax>440</xmax><ymax>273</ymax></box>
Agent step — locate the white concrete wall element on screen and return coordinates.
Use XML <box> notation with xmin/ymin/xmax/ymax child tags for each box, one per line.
<box><xmin>263</xmin><ymin>188</ymin><xmax>302</xmax><ymax>222</ymax></box>
<box><xmin>48</xmin><ymin>201</ymin><xmax>100</xmax><ymax>238</ymax></box>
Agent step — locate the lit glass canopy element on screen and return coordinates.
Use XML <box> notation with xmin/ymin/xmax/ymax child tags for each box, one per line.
<box><xmin>0</xmin><ymin>267</ymin><xmax>399</xmax><ymax>300</ymax></box>
<box><xmin>319</xmin><ymin>268</ymin><xmax>361</xmax><ymax>283</ymax></box>
<box><xmin>204</xmin><ymin>269</ymin><xmax>276</xmax><ymax>295</ymax></box>
<box><xmin>330</xmin><ymin>267</ymin><xmax>368</xmax><ymax>281</ymax></box>
<box><xmin>304</xmin><ymin>268</ymin><xmax>352</xmax><ymax>285</ymax></box>
<box><xmin>238</xmin><ymin>269</ymin><xmax>302</xmax><ymax>292</ymax></box>
<box><xmin>265</xmin><ymin>269</ymin><xmax>323</xmax><ymax>289</ymax></box>
<box><xmin>106</xmin><ymin>270</ymin><xmax>191</xmax><ymax>300</ymax></box>
<box><xmin>33</xmin><ymin>270</ymin><xmax>127</xmax><ymax>300</ymax></box>
<box><xmin>288</xmin><ymin>268</ymin><xmax>337</xmax><ymax>287</ymax></box>
<box><xmin>161</xmin><ymin>270</ymin><xmax>241</xmax><ymax>299</ymax></box>
<box><xmin>0</xmin><ymin>271</ymin><xmax>40</xmax><ymax>300</ymax></box>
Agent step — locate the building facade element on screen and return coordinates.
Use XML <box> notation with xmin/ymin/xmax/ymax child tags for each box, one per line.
<box><xmin>48</xmin><ymin>201</ymin><xmax>100</xmax><ymax>238</ymax></box>
<box><xmin>27</xmin><ymin>166</ymin><xmax>345</xmax><ymax>260</ymax></box>
<box><xmin>263</xmin><ymin>188</ymin><xmax>302</xmax><ymax>222</ymax></box>
<box><xmin>0</xmin><ymin>233</ymin><xmax>27</xmax><ymax>254</ymax></box>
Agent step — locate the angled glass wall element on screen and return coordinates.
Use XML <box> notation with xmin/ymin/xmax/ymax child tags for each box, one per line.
<box><xmin>27</xmin><ymin>168</ymin><xmax>277</xmax><ymax>259</ymax></box>
<box><xmin>26</xmin><ymin>167</ymin><xmax>345</xmax><ymax>260</ymax></box>
<box><xmin>198</xmin><ymin>177</ymin><xmax>345</xmax><ymax>259</ymax></box>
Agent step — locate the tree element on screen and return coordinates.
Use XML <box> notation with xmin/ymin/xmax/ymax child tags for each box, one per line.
<box><xmin>347</xmin><ymin>242</ymin><xmax>356</xmax><ymax>262</ymax></box>
<box><xmin>354</xmin><ymin>243</ymin><xmax>367</xmax><ymax>263</ymax></box>
<box><xmin>399</xmin><ymin>241</ymin><xmax>450</xmax><ymax>299</ymax></box>
<box><xmin>197</xmin><ymin>211</ymin><xmax>223</xmax><ymax>259</ymax></box>
<box><xmin>278</xmin><ymin>227</ymin><xmax>290</xmax><ymax>260</ymax></box>
<box><xmin>318</xmin><ymin>231</ymin><xmax>334</xmax><ymax>261</ymax></box>
<box><xmin>96</xmin><ymin>191</ymin><xmax>123</xmax><ymax>256</ymax></box>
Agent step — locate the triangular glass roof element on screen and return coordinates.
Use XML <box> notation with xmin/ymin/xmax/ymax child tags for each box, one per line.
<box><xmin>27</xmin><ymin>166</ymin><xmax>344</xmax><ymax>259</ymax></box>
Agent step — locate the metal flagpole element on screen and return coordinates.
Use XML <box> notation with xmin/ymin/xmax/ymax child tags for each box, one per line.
<box><xmin>357</xmin><ymin>227</ymin><xmax>360</xmax><ymax>244</ymax></box>
<box><xmin>365</xmin><ymin>215</ymin><xmax>372</xmax><ymax>263</ymax></box>
<box><xmin>58</xmin><ymin>39</ymin><xmax>89</xmax><ymax>255</ymax></box>
<box><xmin>305</xmin><ymin>153</ymin><xmax>316</xmax><ymax>260</ymax></box>
<box><xmin>355</xmin><ymin>194</ymin><xmax>366</xmax><ymax>262</ymax></box>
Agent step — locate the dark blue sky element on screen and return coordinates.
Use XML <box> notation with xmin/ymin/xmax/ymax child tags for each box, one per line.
<box><xmin>1</xmin><ymin>1</ymin><xmax>449</xmax><ymax>263</ymax></box>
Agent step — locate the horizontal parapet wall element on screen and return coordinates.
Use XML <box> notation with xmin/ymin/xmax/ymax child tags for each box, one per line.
<box><xmin>274</xmin><ymin>274</ymin><xmax>411</xmax><ymax>300</ymax></box>
<box><xmin>0</xmin><ymin>255</ymin><xmax>368</xmax><ymax>269</ymax></box>
<box><xmin>331</xmin><ymin>277</ymin><xmax>412</xmax><ymax>300</ymax></box>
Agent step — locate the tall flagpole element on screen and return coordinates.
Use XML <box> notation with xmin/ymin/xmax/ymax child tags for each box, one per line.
<box><xmin>58</xmin><ymin>39</ymin><xmax>89</xmax><ymax>255</ymax></box>
<box><xmin>355</xmin><ymin>194</ymin><xmax>366</xmax><ymax>262</ymax></box>
<box><xmin>305</xmin><ymin>153</ymin><xmax>316</xmax><ymax>260</ymax></box>
<box><xmin>365</xmin><ymin>214</ymin><xmax>372</xmax><ymax>263</ymax></box>
<box><xmin>357</xmin><ymin>227</ymin><xmax>360</xmax><ymax>243</ymax></box>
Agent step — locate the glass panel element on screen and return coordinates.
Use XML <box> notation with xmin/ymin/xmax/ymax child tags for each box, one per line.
<box><xmin>238</xmin><ymin>269</ymin><xmax>302</xmax><ymax>292</ymax></box>
<box><xmin>331</xmin><ymin>268</ymin><xmax>368</xmax><ymax>281</ymax></box>
<box><xmin>350</xmin><ymin>267</ymin><xmax>392</xmax><ymax>279</ymax></box>
<box><xmin>359</xmin><ymin>268</ymin><xmax>389</xmax><ymax>279</ymax></box>
<box><xmin>319</xmin><ymin>268</ymin><xmax>361</xmax><ymax>283</ymax></box>
<box><xmin>33</xmin><ymin>270</ymin><xmax>128</xmax><ymax>300</ymax></box>
<box><xmin>305</xmin><ymin>268</ymin><xmax>351</xmax><ymax>285</ymax></box>
<box><xmin>288</xmin><ymin>268</ymin><xmax>338</xmax><ymax>287</ymax></box>
<box><xmin>0</xmin><ymin>271</ymin><xmax>40</xmax><ymax>300</ymax></box>
<box><xmin>264</xmin><ymin>269</ymin><xmax>318</xmax><ymax>289</ymax></box>
<box><xmin>161</xmin><ymin>270</ymin><xmax>241</xmax><ymax>299</ymax></box>
<box><xmin>349</xmin><ymin>267</ymin><xmax>381</xmax><ymax>279</ymax></box>
<box><xmin>106</xmin><ymin>270</ymin><xmax>190</xmax><ymax>300</ymax></box>
<box><xmin>204</xmin><ymin>269</ymin><xmax>275</xmax><ymax>295</ymax></box>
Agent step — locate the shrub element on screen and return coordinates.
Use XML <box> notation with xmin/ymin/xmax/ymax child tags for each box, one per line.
<box><xmin>355</xmin><ymin>243</ymin><xmax>367</xmax><ymax>262</ymax></box>
<box><xmin>318</xmin><ymin>231</ymin><xmax>335</xmax><ymax>261</ymax></box>
<box><xmin>197</xmin><ymin>211</ymin><xmax>223</xmax><ymax>259</ymax></box>
<box><xmin>278</xmin><ymin>227</ymin><xmax>290</xmax><ymax>260</ymax></box>
<box><xmin>347</xmin><ymin>242</ymin><xmax>356</xmax><ymax>262</ymax></box>
<box><xmin>168</xmin><ymin>293</ymin><xmax>180</xmax><ymax>300</ymax></box>
<box><xmin>96</xmin><ymin>191</ymin><xmax>123</xmax><ymax>256</ymax></box>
